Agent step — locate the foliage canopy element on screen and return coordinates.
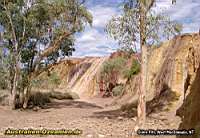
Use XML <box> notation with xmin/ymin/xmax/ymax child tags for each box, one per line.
<box><xmin>106</xmin><ymin>1</ymin><xmax>182</xmax><ymax>52</ymax></box>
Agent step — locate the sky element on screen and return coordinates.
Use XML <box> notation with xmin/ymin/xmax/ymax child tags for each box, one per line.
<box><xmin>73</xmin><ymin>0</ymin><xmax>200</xmax><ymax>57</ymax></box>
<box><xmin>1</xmin><ymin>0</ymin><xmax>200</xmax><ymax>57</ymax></box>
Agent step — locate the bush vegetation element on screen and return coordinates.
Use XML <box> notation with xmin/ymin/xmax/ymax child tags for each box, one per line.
<box><xmin>0</xmin><ymin>75</ymin><xmax>8</xmax><ymax>89</ymax></box>
<box><xmin>31</xmin><ymin>71</ymin><xmax>61</xmax><ymax>89</ymax></box>
<box><xmin>123</xmin><ymin>59</ymin><xmax>140</xmax><ymax>80</ymax></box>
<box><xmin>112</xmin><ymin>85</ymin><xmax>124</xmax><ymax>96</ymax></box>
<box><xmin>101</xmin><ymin>57</ymin><xmax>140</xmax><ymax>80</ymax></box>
<box><xmin>101</xmin><ymin>57</ymin><xmax>127</xmax><ymax>75</ymax></box>
<box><xmin>28</xmin><ymin>92</ymin><xmax>51</xmax><ymax>107</ymax></box>
<box><xmin>0</xmin><ymin>90</ymin><xmax>9</xmax><ymax>106</ymax></box>
<box><xmin>49</xmin><ymin>90</ymin><xmax>79</xmax><ymax>100</ymax></box>
<box><xmin>27</xmin><ymin>90</ymin><xmax>79</xmax><ymax>108</ymax></box>
<box><xmin>48</xmin><ymin>72</ymin><xmax>61</xmax><ymax>86</ymax></box>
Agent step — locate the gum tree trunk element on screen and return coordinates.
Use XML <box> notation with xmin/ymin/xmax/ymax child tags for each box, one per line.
<box><xmin>23</xmin><ymin>84</ymin><xmax>31</xmax><ymax>109</ymax></box>
<box><xmin>136</xmin><ymin>1</ymin><xmax>148</xmax><ymax>130</ymax></box>
<box><xmin>22</xmin><ymin>75</ymin><xmax>32</xmax><ymax>109</ymax></box>
<box><xmin>10</xmin><ymin>53</ymin><xmax>20</xmax><ymax>109</ymax></box>
<box><xmin>137</xmin><ymin>45</ymin><xmax>147</xmax><ymax>128</ymax></box>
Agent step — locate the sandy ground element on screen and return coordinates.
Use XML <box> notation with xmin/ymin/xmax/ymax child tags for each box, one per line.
<box><xmin>0</xmin><ymin>98</ymin><xmax>181</xmax><ymax>138</ymax></box>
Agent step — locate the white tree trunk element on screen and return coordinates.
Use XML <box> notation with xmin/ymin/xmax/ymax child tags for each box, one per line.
<box><xmin>10</xmin><ymin>72</ymin><xmax>17</xmax><ymax>109</ymax></box>
<box><xmin>135</xmin><ymin>1</ymin><xmax>148</xmax><ymax>132</ymax></box>
<box><xmin>23</xmin><ymin>86</ymin><xmax>30</xmax><ymax>109</ymax></box>
<box><xmin>9</xmin><ymin>56</ymin><xmax>20</xmax><ymax>109</ymax></box>
<box><xmin>137</xmin><ymin>45</ymin><xmax>147</xmax><ymax>129</ymax></box>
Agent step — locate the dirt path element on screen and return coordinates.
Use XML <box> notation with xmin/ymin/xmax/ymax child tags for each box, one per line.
<box><xmin>0</xmin><ymin>98</ymin><xmax>180</xmax><ymax>138</ymax></box>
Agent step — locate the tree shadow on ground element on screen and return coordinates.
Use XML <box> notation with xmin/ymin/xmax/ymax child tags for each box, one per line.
<box><xmin>42</xmin><ymin>99</ymin><xmax>104</xmax><ymax>110</ymax></box>
<box><xmin>23</xmin><ymin>91</ymin><xmax>103</xmax><ymax>110</ymax></box>
<box><xmin>90</xmin><ymin>108</ymin><xmax>137</xmax><ymax>120</ymax></box>
<box><xmin>90</xmin><ymin>83</ymin><xmax>180</xmax><ymax>120</ymax></box>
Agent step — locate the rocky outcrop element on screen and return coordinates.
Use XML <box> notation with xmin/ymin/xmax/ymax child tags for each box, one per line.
<box><xmin>176</xmin><ymin>65</ymin><xmax>200</xmax><ymax>138</ymax></box>
<box><xmin>69</xmin><ymin>57</ymin><xmax>108</xmax><ymax>98</ymax></box>
<box><xmin>35</xmin><ymin>58</ymin><xmax>83</xmax><ymax>90</ymax></box>
<box><xmin>175</xmin><ymin>34</ymin><xmax>200</xmax><ymax>138</ymax></box>
<box><xmin>35</xmin><ymin>57</ymin><xmax>108</xmax><ymax>98</ymax></box>
<box><xmin>144</xmin><ymin>33</ymin><xmax>200</xmax><ymax>136</ymax></box>
<box><xmin>143</xmin><ymin>33</ymin><xmax>200</xmax><ymax>111</ymax></box>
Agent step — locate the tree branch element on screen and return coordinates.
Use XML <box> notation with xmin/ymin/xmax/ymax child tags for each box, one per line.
<box><xmin>79</xmin><ymin>0</ymin><xmax>86</xmax><ymax>6</ymax></box>
<box><xmin>32</xmin><ymin>31</ymin><xmax>73</xmax><ymax>74</ymax></box>
<box><xmin>41</xmin><ymin>32</ymin><xmax>72</xmax><ymax>59</ymax></box>
<box><xmin>4</xmin><ymin>4</ymin><xmax>17</xmax><ymax>45</ymax></box>
<box><xmin>22</xmin><ymin>17</ymin><xmax>26</xmax><ymax>39</ymax></box>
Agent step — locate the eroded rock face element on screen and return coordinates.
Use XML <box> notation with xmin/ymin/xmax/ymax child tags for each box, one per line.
<box><xmin>146</xmin><ymin>33</ymin><xmax>200</xmax><ymax>137</ymax></box>
<box><xmin>33</xmin><ymin>57</ymin><xmax>107</xmax><ymax>98</ymax></box>
<box><xmin>175</xmin><ymin>34</ymin><xmax>200</xmax><ymax>138</ymax></box>
<box><xmin>176</xmin><ymin>65</ymin><xmax>200</xmax><ymax>138</ymax></box>
<box><xmin>147</xmin><ymin>34</ymin><xmax>197</xmax><ymax>99</ymax></box>
<box><xmin>144</xmin><ymin>34</ymin><xmax>200</xmax><ymax>109</ymax></box>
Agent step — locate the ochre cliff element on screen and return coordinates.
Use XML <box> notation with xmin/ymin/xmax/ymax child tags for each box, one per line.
<box><xmin>147</xmin><ymin>34</ymin><xmax>197</xmax><ymax>100</ymax></box>
<box><xmin>175</xmin><ymin>34</ymin><xmax>200</xmax><ymax>138</ymax></box>
<box><xmin>35</xmin><ymin>57</ymin><xmax>108</xmax><ymax>98</ymax></box>
<box><xmin>176</xmin><ymin>64</ymin><xmax>200</xmax><ymax>138</ymax></box>
<box><xmin>145</xmin><ymin>34</ymin><xmax>200</xmax><ymax>111</ymax></box>
<box><xmin>146</xmin><ymin>33</ymin><xmax>200</xmax><ymax>137</ymax></box>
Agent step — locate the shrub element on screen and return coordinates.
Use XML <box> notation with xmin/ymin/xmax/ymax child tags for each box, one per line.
<box><xmin>194</xmin><ymin>123</ymin><xmax>200</xmax><ymax>138</ymax></box>
<box><xmin>0</xmin><ymin>70</ymin><xmax>8</xmax><ymax>90</ymax></box>
<box><xmin>49</xmin><ymin>90</ymin><xmax>79</xmax><ymax>100</ymax></box>
<box><xmin>49</xmin><ymin>72</ymin><xmax>61</xmax><ymax>86</ymax></box>
<box><xmin>68</xmin><ymin>91</ymin><xmax>80</xmax><ymax>99</ymax></box>
<box><xmin>123</xmin><ymin>59</ymin><xmax>140</xmax><ymax>79</ymax></box>
<box><xmin>112</xmin><ymin>85</ymin><xmax>124</xmax><ymax>96</ymax></box>
<box><xmin>50</xmin><ymin>91</ymin><xmax>72</xmax><ymax>100</ymax></box>
<box><xmin>101</xmin><ymin>57</ymin><xmax>127</xmax><ymax>75</ymax></box>
<box><xmin>28</xmin><ymin>92</ymin><xmax>51</xmax><ymax>107</ymax></box>
<box><xmin>0</xmin><ymin>79</ymin><xmax>8</xmax><ymax>90</ymax></box>
<box><xmin>0</xmin><ymin>93</ymin><xmax>9</xmax><ymax>106</ymax></box>
<box><xmin>31</xmin><ymin>78</ymin><xmax>44</xmax><ymax>87</ymax></box>
<box><xmin>32</xmin><ymin>72</ymin><xmax>61</xmax><ymax>89</ymax></box>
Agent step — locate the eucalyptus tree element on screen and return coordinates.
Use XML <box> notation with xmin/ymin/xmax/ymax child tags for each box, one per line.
<box><xmin>106</xmin><ymin>0</ymin><xmax>180</xmax><ymax>130</ymax></box>
<box><xmin>0</xmin><ymin>0</ymin><xmax>92</xmax><ymax>109</ymax></box>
